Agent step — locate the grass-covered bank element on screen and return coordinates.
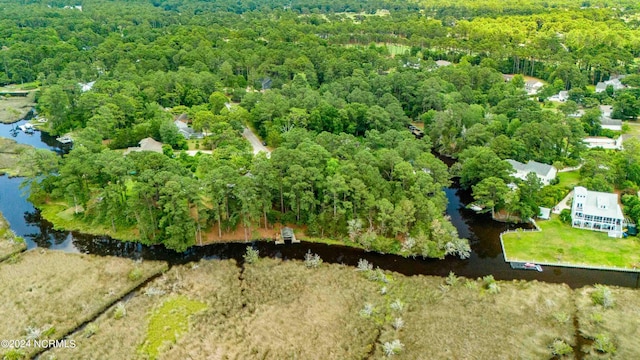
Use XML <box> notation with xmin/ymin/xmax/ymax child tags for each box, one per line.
<box><xmin>0</xmin><ymin>138</ymin><xmax>39</xmax><ymax>177</ymax></box>
<box><xmin>0</xmin><ymin>250</ymin><xmax>167</xmax><ymax>360</ymax></box>
<box><xmin>37</xmin><ymin>202</ymin><xmax>140</xmax><ymax>242</ymax></box>
<box><xmin>502</xmin><ymin>216</ymin><xmax>640</xmax><ymax>270</ymax></box>
<box><xmin>0</xmin><ymin>88</ymin><xmax>36</xmax><ymax>124</ymax></box>
<box><xmin>0</xmin><ymin>211</ymin><xmax>25</xmax><ymax>261</ymax></box>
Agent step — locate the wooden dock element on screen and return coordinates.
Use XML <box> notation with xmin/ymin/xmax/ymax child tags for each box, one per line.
<box><xmin>275</xmin><ymin>227</ymin><xmax>299</xmax><ymax>245</ymax></box>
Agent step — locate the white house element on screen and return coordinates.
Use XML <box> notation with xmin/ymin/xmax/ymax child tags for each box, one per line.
<box><xmin>583</xmin><ymin>136</ymin><xmax>623</xmax><ymax>150</ymax></box>
<box><xmin>525</xmin><ymin>80</ymin><xmax>544</xmax><ymax>95</ymax></box>
<box><xmin>601</xmin><ymin>118</ymin><xmax>622</xmax><ymax>131</ymax></box>
<box><xmin>548</xmin><ymin>90</ymin><xmax>569</xmax><ymax>102</ymax></box>
<box><xmin>571</xmin><ymin>186</ymin><xmax>624</xmax><ymax>238</ymax></box>
<box><xmin>506</xmin><ymin>159</ymin><xmax>557</xmax><ymax>185</ymax></box>
<box><xmin>435</xmin><ymin>60</ymin><xmax>452</xmax><ymax>67</ymax></box>
<box><xmin>595</xmin><ymin>75</ymin><xmax>627</xmax><ymax>93</ymax></box>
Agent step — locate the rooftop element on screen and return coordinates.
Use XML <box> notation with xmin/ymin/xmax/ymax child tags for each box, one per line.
<box><xmin>573</xmin><ymin>186</ymin><xmax>623</xmax><ymax>220</ymax></box>
<box><xmin>507</xmin><ymin>159</ymin><xmax>555</xmax><ymax>178</ymax></box>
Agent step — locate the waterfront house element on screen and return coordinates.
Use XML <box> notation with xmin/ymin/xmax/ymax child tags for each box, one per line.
<box><xmin>570</xmin><ymin>186</ymin><xmax>624</xmax><ymax>238</ymax></box>
<box><xmin>506</xmin><ymin>159</ymin><xmax>557</xmax><ymax>185</ymax></box>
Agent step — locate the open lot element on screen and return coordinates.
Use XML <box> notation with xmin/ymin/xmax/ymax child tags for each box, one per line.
<box><xmin>502</xmin><ymin>216</ymin><xmax>640</xmax><ymax>270</ymax></box>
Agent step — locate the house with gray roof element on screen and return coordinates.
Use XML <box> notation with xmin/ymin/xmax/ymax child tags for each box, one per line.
<box><xmin>174</xmin><ymin>120</ymin><xmax>203</xmax><ymax>139</ymax></box>
<box><xmin>595</xmin><ymin>75</ymin><xmax>627</xmax><ymax>93</ymax></box>
<box><xmin>524</xmin><ymin>80</ymin><xmax>544</xmax><ymax>95</ymax></box>
<box><xmin>571</xmin><ymin>186</ymin><xmax>624</xmax><ymax>237</ymax></box>
<box><xmin>506</xmin><ymin>159</ymin><xmax>557</xmax><ymax>185</ymax></box>
<box><xmin>599</xmin><ymin>105</ymin><xmax>622</xmax><ymax>130</ymax></box>
<box><xmin>123</xmin><ymin>137</ymin><xmax>164</xmax><ymax>155</ymax></box>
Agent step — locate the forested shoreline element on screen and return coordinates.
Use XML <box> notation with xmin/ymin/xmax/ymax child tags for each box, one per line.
<box><xmin>4</xmin><ymin>0</ymin><xmax>639</xmax><ymax>253</ymax></box>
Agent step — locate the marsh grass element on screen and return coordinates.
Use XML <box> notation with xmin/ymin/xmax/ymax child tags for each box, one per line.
<box><xmin>46</xmin><ymin>260</ymin><xmax>241</xmax><ymax>360</ymax></box>
<box><xmin>387</xmin><ymin>277</ymin><xmax>575</xmax><ymax>359</ymax></box>
<box><xmin>39</xmin><ymin>257</ymin><xmax>640</xmax><ymax>359</ymax></box>
<box><xmin>0</xmin><ymin>250</ymin><xmax>166</xmax><ymax>359</ymax></box>
<box><xmin>576</xmin><ymin>285</ymin><xmax>640</xmax><ymax>358</ymax></box>
<box><xmin>0</xmin><ymin>212</ymin><xmax>26</xmax><ymax>261</ymax></box>
<box><xmin>0</xmin><ymin>138</ymin><xmax>35</xmax><ymax>177</ymax></box>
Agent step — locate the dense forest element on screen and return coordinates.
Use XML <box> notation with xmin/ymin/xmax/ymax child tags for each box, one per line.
<box><xmin>6</xmin><ymin>0</ymin><xmax>640</xmax><ymax>252</ymax></box>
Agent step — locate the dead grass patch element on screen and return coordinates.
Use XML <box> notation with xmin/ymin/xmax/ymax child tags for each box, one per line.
<box><xmin>576</xmin><ymin>285</ymin><xmax>640</xmax><ymax>358</ymax></box>
<box><xmin>0</xmin><ymin>250</ymin><xmax>166</xmax><ymax>359</ymax></box>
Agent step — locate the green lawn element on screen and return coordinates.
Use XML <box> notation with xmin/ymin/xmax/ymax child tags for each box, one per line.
<box><xmin>557</xmin><ymin>171</ymin><xmax>580</xmax><ymax>188</ymax></box>
<box><xmin>502</xmin><ymin>216</ymin><xmax>640</xmax><ymax>270</ymax></box>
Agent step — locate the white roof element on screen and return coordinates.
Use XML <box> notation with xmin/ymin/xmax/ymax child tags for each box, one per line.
<box><xmin>573</xmin><ymin>186</ymin><xmax>623</xmax><ymax>220</ymax></box>
<box><xmin>507</xmin><ymin>159</ymin><xmax>556</xmax><ymax>178</ymax></box>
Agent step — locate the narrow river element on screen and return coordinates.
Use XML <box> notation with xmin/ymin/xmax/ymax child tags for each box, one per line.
<box><xmin>1</xmin><ymin>121</ymin><xmax>638</xmax><ymax>288</ymax></box>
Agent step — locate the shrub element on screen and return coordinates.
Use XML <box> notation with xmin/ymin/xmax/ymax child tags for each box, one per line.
<box><xmin>553</xmin><ymin>311</ymin><xmax>571</xmax><ymax>324</ymax></box>
<box><xmin>390</xmin><ymin>299</ymin><xmax>405</xmax><ymax>312</ymax></box>
<box><xmin>594</xmin><ymin>333</ymin><xmax>616</xmax><ymax>354</ymax></box>
<box><xmin>392</xmin><ymin>317</ymin><xmax>404</xmax><ymax>330</ymax></box>
<box><xmin>243</xmin><ymin>246</ymin><xmax>259</xmax><ymax>264</ymax></box>
<box><xmin>359</xmin><ymin>303</ymin><xmax>374</xmax><ymax>318</ymax></box>
<box><xmin>445</xmin><ymin>271</ymin><xmax>460</xmax><ymax>287</ymax></box>
<box><xmin>303</xmin><ymin>250</ymin><xmax>322</xmax><ymax>268</ymax></box>
<box><xmin>128</xmin><ymin>267</ymin><xmax>143</xmax><ymax>282</ymax></box>
<box><xmin>591</xmin><ymin>284</ymin><xmax>614</xmax><ymax>308</ymax></box>
<box><xmin>559</xmin><ymin>209</ymin><xmax>572</xmax><ymax>224</ymax></box>
<box><xmin>3</xmin><ymin>349</ymin><xmax>25</xmax><ymax>360</ymax></box>
<box><xmin>114</xmin><ymin>303</ymin><xmax>127</xmax><ymax>320</ymax></box>
<box><xmin>356</xmin><ymin>258</ymin><xmax>373</xmax><ymax>272</ymax></box>
<box><xmin>83</xmin><ymin>323</ymin><xmax>98</xmax><ymax>338</ymax></box>
<box><xmin>482</xmin><ymin>275</ymin><xmax>500</xmax><ymax>294</ymax></box>
<box><xmin>550</xmin><ymin>339</ymin><xmax>573</xmax><ymax>356</ymax></box>
<box><xmin>382</xmin><ymin>339</ymin><xmax>404</xmax><ymax>357</ymax></box>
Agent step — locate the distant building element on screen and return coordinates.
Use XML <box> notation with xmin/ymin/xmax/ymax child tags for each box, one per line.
<box><xmin>601</xmin><ymin>118</ymin><xmax>622</xmax><ymax>131</ymax></box>
<box><xmin>595</xmin><ymin>75</ymin><xmax>627</xmax><ymax>93</ymax></box>
<box><xmin>583</xmin><ymin>136</ymin><xmax>623</xmax><ymax>150</ymax></box>
<box><xmin>435</xmin><ymin>60</ymin><xmax>452</xmax><ymax>67</ymax></box>
<box><xmin>571</xmin><ymin>186</ymin><xmax>624</xmax><ymax>238</ymax></box>
<box><xmin>525</xmin><ymin>80</ymin><xmax>544</xmax><ymax>95</ymax></box>
<box><xmin>548</xmin><ymin>90</ymin><xmax>569</xmax><ymax>102</ymax></box>
<box><xmin>174</xmin><ymin>120</ymin><xmax>203</xmax><ymax>139</ymax></box>
<box><xmin>78</xmin><ymin>81</ymin><xmax>95</xmax><ymax>92</ymax></box>
<box><xmin>506</xmin><ymin>159</ymin><xmax>557</xmax><ymax>185</ymax></box>
<box><xmin>123</xmin><ymin>137</ymin><xmax>164</xmax><ymax>155</ymax></box>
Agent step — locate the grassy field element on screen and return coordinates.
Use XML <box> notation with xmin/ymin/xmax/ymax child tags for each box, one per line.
<box><xmin>502</xmin><ymin>216</ymin><xmax>640</xmax><ymax>269</ymax></box>
<box><xmin>0</xmin><ymin>91</ymin><xmax>36</xmax><ymax>124</ymax></box>
<box><xmin>44</xmin><ymin>257</ymin><xmax>582</xmax><ymax>359</ymax></box>
<box><xmin>557</xmin><ymin>170</ymin><xmax>581</xmax><ymax>189</ymax></box>
<box><xmin>576</xmin><ymin>285</ymin><xmax>640</xmax><ymax>358</ymax></box>
<box><xmin>38</xmin><ymin>202</ymin><xmax>140</xmax><ymax>242</ymax></box>
<box><xmin>0</xmin><ymin>211</ymin><xmax>26</xmax><ymax>261</ymax></box>
<box><xmin>0</xmin><ymin>250</ymin><xmax>167</xmax><ymax>359</ymax></box>
<box><xmin>0</xmin><ymin>138</ymin><xmax>38</xmax><ymax>177</ymax></box>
